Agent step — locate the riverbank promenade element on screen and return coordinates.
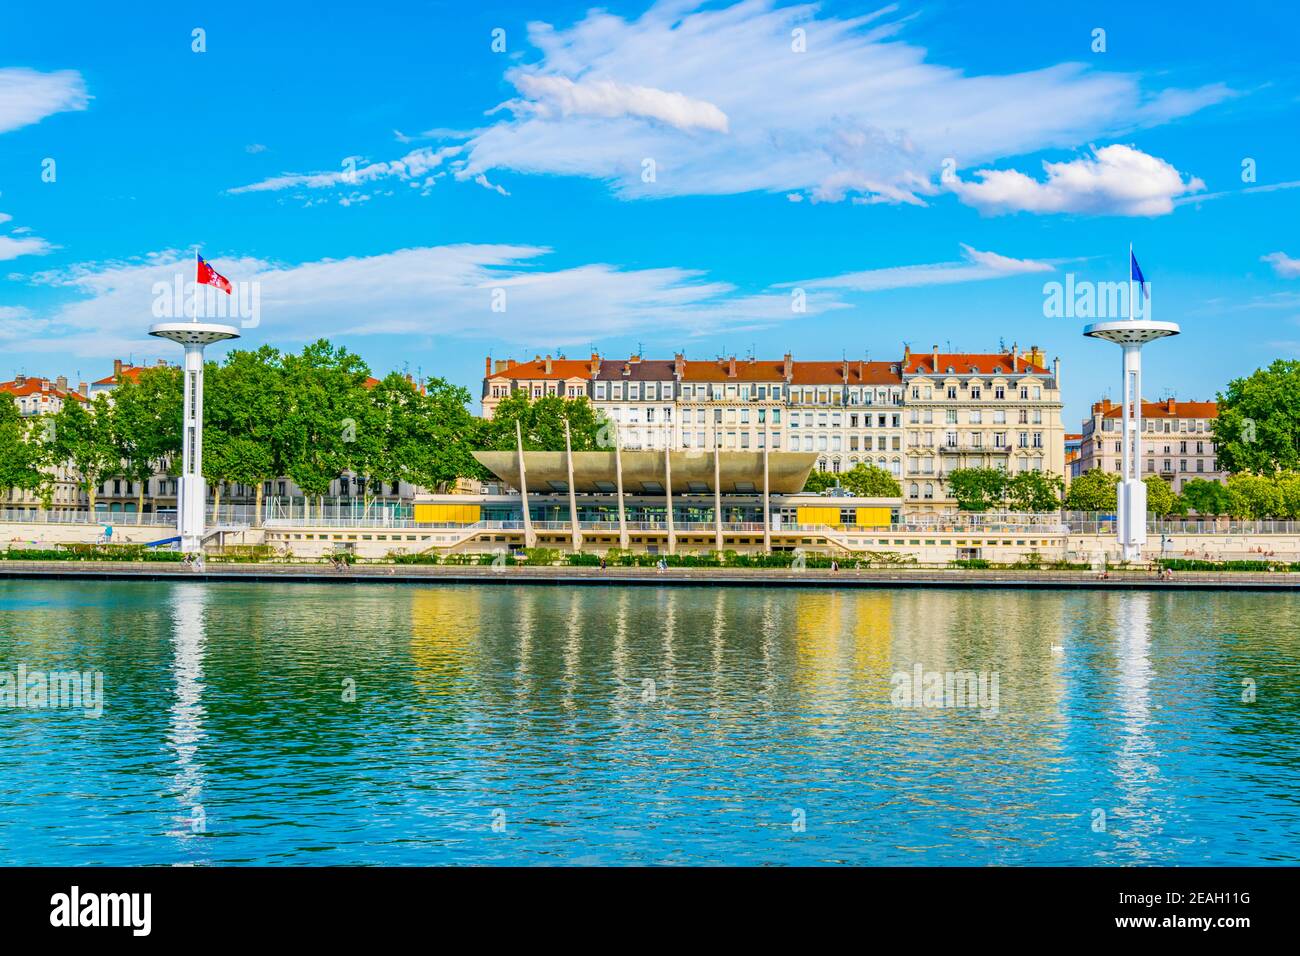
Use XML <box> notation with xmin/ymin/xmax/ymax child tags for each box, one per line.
<box><xmin>2</xmin><ymin>560</ymin><xmax>1298</xmax><ymax>590</ymax></box>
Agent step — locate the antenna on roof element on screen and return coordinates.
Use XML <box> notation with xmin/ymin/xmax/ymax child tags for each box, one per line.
<box><xmin>998</xmin><ymin>336</ymin><xmax>1006</xmax><ymax>352</ymax></box>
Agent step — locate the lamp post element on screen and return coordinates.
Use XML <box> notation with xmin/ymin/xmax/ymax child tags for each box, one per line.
<box><xmin>1083</xmin><ymin>313</ymin><xmax>1178</xmax><ymax>562</ymax></box>
<box><xmin>148</xmin><ymin>321</ymin><xmax>240</xmax><ymax>552</ymax></box>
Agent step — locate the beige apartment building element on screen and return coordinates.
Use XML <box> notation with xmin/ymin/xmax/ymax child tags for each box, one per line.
<box><xmin>899</xmin><ymin>345</ymin><xmax>1065</xmax><ymax>514</ymax></box>
<box><xmin>482</xmin><ymin>348</ymin><xmax>1064</xmax><ymax>505</ymax></box>
<box><xmin>482</xmin><ymin>353</ymin><xmax>907</xmax><ymax>475</ymax></box>
<box><xmin>1072</xmin><ymin>397</ymin><xmax>1222</xmax><ymax>491</ymax></box>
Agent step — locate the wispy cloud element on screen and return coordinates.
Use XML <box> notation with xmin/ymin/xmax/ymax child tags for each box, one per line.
<box><xmin>0</xmin><ymin>67</ymin><xmax>88</xmax><ymax>133</ymax></box>
<box><xmin>11</xmin><ymin>245</ymin><xmax>847</xmax><ymax>358</ymax></box>
<box><xmin>947</xmin><ymin>144</ymin><xmax>1205</xmax><ymax>216</ymax></box>
<box><xmin>1262</xmin><ymin>252</ymin><xmax>1300</xmax><ymax>278</ymax></box>
<box><xmin>455</xmin><ymin>0</ymin><xmax>1231</xmax><ymax>205</ymax></box>
<box><xmin>227</xmin><ymin>145</ymin><xmax>462</xmax><ymax>199</ymax></box>
<box><xmin>780</xmin><ymin>244</ymin><xmax>1054</xmax><ymax>292</ymax></box>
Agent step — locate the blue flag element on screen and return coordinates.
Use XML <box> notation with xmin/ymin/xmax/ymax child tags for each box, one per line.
<box><xmin>1130</xmin><ymin>251</ymin><xmax>1149</xmax><ymax>299</ymax></box>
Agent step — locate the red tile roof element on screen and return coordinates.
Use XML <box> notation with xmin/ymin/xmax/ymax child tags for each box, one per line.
<box><xmin>0</xmin><ymin>379</ymin><xmax>87</xmax><ymax>402</ymax></box>
<box><xmin>900</xmin><ymin>352</ymin><xmax>1049</xmax><ymax>375</ymax></box>
<box><xmin>790</xmin><ymin>361</ymin><xmax>900</xmax><ymax>385</ymax></box>
<box><xmin>1101</xmin><ymin>399</ymin><xmax>1217</xmax><ymax>419</ymax></box>
<box><xmin>487</xmin><ymin>357</ymin><xmax>594</xmax><ymax>381</ymax></box>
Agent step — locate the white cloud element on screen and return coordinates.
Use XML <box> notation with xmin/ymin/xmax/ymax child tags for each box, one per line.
<box><xmin>228</xmin><ymin>145</ymin><xmax>462</xmax><ymax>196</ymax></box>
<box><xmin>1262</xmin><ymin>252</ymin><xmax>1300</xmax><ymax>279</ymax></box>
<box><xmin>11</xmin><ymin>245</ymin><xmax>846</xmax><ymax>359</ymax></box>
<box><xmin>510</xmin><ymin>74</ymin><xmax>729</xmax><ymax>132</ymax></box>
<box><xmin>245</xmin><ymin>143</ymin><xmax>267</xmax><ymax>154</ymax></box>
<box><xmin>0</xmin><ymin>233</ymin><xmax>54</xmax><ymax>261</ymax></box>
<box><xmin>455</xmin><ymin>0</ymin><xmax>1230</xmax><ymax>204</ymax></box>
<box><xmin>782</xmin><ymin>244</ymin><xmax>1053</xmax><ymax>291</ymax></box>
<box><xmin>947</xmin><ymin>144</ymin><xmax>1205</xmax><ymax>216</ymax></box>
<box><xmin>0</xmin><ymin>67</ymin><xmax>88</xmax><ymax>134</ymax></box>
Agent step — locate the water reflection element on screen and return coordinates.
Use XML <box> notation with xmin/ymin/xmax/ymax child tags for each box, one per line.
<box><xmin>166</xmin><ymin>583</ymin><xmax>207</xmax><ymax>847</ymax></box>
<box><xmin>1</xmin><ymin>580</ymin><xmax>1297</xmax><ymax>866</ymax></box>
<box><xmin>1112</xmin><ymin>592</ymin><xmax>1164</xmax><ymax>861</ymax></box>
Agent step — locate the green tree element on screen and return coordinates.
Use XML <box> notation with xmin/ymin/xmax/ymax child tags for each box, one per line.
<box><xmin>279</xmin><ymin>340</ymin><xmax>372</xmax><ymax>518</ymax></box>
<box><xmin>1226</xmin><ymin>472</ymin><xmax>1283</xmax><ymax>519</ymax></box>
<box><xmin>946</xmin><ymin>467</ymin><xmax>1008</xmax><ymax>511</ymax></box>
<box><xmin>204</xmin><ymin>347</ymin><xmax>285</xmax><ymax>520</ymax></box>
<box><xmin>0</xmin><ymin>394</ymin><xmax>46</xmax><ymax>503</ymax></box>
<box><xmin>1181</xmin><ymin>478</ymin><xmax>1232</xmax><ymax>515</ymax></box>
<box><xmin>346</xmin><ymin>373</ymin><xmax>479</xmax><ymax>506</ymax></box>
<box><xmin>48</xmin><ymin>395</ymin><xmax>118</xmax><ymax>512</ymax></box>
<box><xmin>838</xmin><ymin>463</ymin><xmax>903</xmax><ymax>497</ymax></box>
<box><xmin>110</xmin><ymin>366</ymin><xmax>182</xmax><ymax>523</ymax></box>
<box><xmin>802</xmin><ymin>469</ymin><xmax>839</xmax><ymax>493</ymax></box>
<box><xmin>1063</xmin><ymin>468</ymin><xmax>1120</xmax><ymax>511</ymax></box>
<box><xmin>1142</xmin><ymin>474</ymin><xmax>1177</xmax><ymax>517</ymax></box>
<box><xmin>1214</xmin><ymin>360</ymin><xmax>1300</xmax><ymax>474</ymax></box>
<box><xmin>478</xmin><ymin>392</ymin><xmax>608</xmax><ymax>453</ymax></box>
<box><xmin>1005</xmin><ymin>471</ymin><xmax>1064</xmax><ymax>512</ymax></box>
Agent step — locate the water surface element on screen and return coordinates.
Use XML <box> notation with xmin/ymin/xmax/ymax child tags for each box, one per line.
<box><xmin>1</xmin><ymin>580</ymin><xmax>1297</xmax><ymax>865</ymax></box>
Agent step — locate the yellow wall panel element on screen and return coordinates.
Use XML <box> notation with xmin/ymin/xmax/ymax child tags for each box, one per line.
<box><xmin>415</xmin><ymin>504</ymin><xmax>481</xmax><ymax>525</ymax></box>
<box><xmin>855</xmin><ymin>507</ymin><xmax>891</xmax><ymax>528</ymax></box>
<box><xmin>796</xmin><ymin>506</ymin><xmax>842</xmax><ymax>527</ymax></box>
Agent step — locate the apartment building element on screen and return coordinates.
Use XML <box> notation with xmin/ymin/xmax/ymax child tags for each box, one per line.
<box><xmin>899</xmin><ymin>345</ymin><xmax>1065</xmax><ymax>513</ymax></box>
<box><xmin>1072</xmin><ymin>397</ymin><xmax>1222</xmax><ymax>491</ymax></box>
<box><xmin>481</xmin><ymin>352</ymin><xmax>910</xmax><ymax>476</ymax></box>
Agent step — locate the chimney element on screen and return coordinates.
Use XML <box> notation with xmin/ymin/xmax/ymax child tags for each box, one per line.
<box><xmin>544</xmin><ymin>354</ymin><xmax>552</xmax><ymax>375</ymax></box>
<box><xmin>56</xmin><ymin>375</ymin><xmax>67</xmax><ymax>392</ymax></box>
<box><xmin>727</xmin><ymin>356</ymin><xmax>737</xmax><ymax>378</ymax></box>
<box><xmin>902</xmin><ymin>343</ymin><xmax>911</xmax><ymax>363</ymax></box>
<box><xmin>1166</xmin><ymin>397</ymin><xmax>1176</xmax><ymax>414</ymax></box>
<box><xmin>113</xmin><ymin>358</ymin><xmax>123</xmax><ymax>377</ymax></box>
<box><xmin>40</xmin><ymin>378</ymin><xmax>49</xmax><ymax>392</ymax></box>
<box><xmin>78</xmin><ymin>382</ymin><xmax>88</xmax><ymax>397</ymax></box>
<box><xmin>1012</xmin><ymin>351</ymin><xmax>1019</xmax><ymax>373</ymax></box>
<box><xmin>589</xmin><ymin>352</ymin><xmax>601</xmax><ymax>376</ymax></box>
<box><xmin>485</xmin><ymin>356</ymin><xmax>492</xmax><ymax>378</ymax></box>
<box><xmin>507</xmin><ymin>358</ymin><xmax>517</xmax><ymax>370</ymax></box>
<box><xmin>674</xmin><ymin>353</ymin><xmax>686</xmax><ymax>379</ymax></box>
<box><xmin>783</xmin><ymin>352</ymin><xmax>793</xmax><ymax>383</ymax></box>
<box><xmin>858</xmin><ymin>359</ymin><xmax>864</xmax><ymax>381</ymax></box>
<box><xmin>1029</xmin><ymin>345</ymin><xmax>1045</xmax><ymax>368</ymax></box>
<box><xmin>841</xmin><ymin>359</ymin><xmax>849</xmax><ymax>383</ymax></box>
<box><xmin>14</xmin><ymin>373</ymin><xmax>24</xmax><ymax>386</ymax></box>
<box><xmin>932</xmin><ymin>345</ymin><xmax>939</xmax><ymax>374</ymax></box>
<box><xmin>1053</xmin><ymin>357</ymin><xmax>1060</xmax><ymax>389</ymax></box>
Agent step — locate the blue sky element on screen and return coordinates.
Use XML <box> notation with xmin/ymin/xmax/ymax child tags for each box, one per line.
<box><xmin>2</xmin><ymin>0</ymin><xmax>1298</xmax><ymax>427</ymax></box>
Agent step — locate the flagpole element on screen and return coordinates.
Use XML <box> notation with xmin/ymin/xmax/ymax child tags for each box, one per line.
<box><xmin>193</xmin><ymin>248</ymin><xmax>200</xmax><ymax>323</ymax></box>
<box><xmin>1128</xmin><ymin>242</ymin><xmax>1134</xmax><ymax>323</ymax></box>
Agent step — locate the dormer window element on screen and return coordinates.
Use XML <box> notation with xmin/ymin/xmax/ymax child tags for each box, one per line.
<box><xmin>946</xmin><ymin>366</ymin><xmax>954</xmax><ymax>373</ymax></box>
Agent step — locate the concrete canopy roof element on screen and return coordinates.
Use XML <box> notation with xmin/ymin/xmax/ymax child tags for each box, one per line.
<box><xmin>473</xmin><ymin>450</ymin><xmax>820</xmax><ymax>495</ymax></box>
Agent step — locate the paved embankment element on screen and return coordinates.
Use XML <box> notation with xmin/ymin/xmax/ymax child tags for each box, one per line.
<box><xmin>1</xmin><ymin>561</ymin><xmax>1298</xmax><ymax>590</ymax></box>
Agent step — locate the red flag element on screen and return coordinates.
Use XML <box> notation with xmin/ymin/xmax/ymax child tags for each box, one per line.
<box><xmin>196</xmin><ymin>253</ymin><xmax>233</xmax><ymax>294</ymax></box>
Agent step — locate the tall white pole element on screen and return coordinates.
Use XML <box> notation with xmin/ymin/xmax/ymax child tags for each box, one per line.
<box><xmin>1084</xmin><ymin>248</ymin><xmax>1176</xmax><ymax>564</ymax></box>
<box><xmin>151</xmin><ymin>260</ymin><xmax>240</xmax><ymax>555</ymax></box>
<box><xmin>180</xmin><ymin>344</ymin><xmax>205</xmax><ymax>552</ymax></box>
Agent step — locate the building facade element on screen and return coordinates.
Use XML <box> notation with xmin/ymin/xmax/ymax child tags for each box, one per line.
<box><xmin>1072</xmin><ymin>397</ymin><xmax>1222</xmax><ymax>491</ymax></box>
<box><xmin>898</xmin><ymin>345</ymin><xmax>1065</xmax><ymax>513</ymax></box>
<box><xmin>482</xmin><ymin>352</ymin><xmax>912</xmax><ymax>477</ymax></box>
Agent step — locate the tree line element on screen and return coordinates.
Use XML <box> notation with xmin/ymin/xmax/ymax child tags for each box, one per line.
<box><xmin>0</xmin><ymin>340</ymin><xmax>606</xmax><ymax>516</ymax></box>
